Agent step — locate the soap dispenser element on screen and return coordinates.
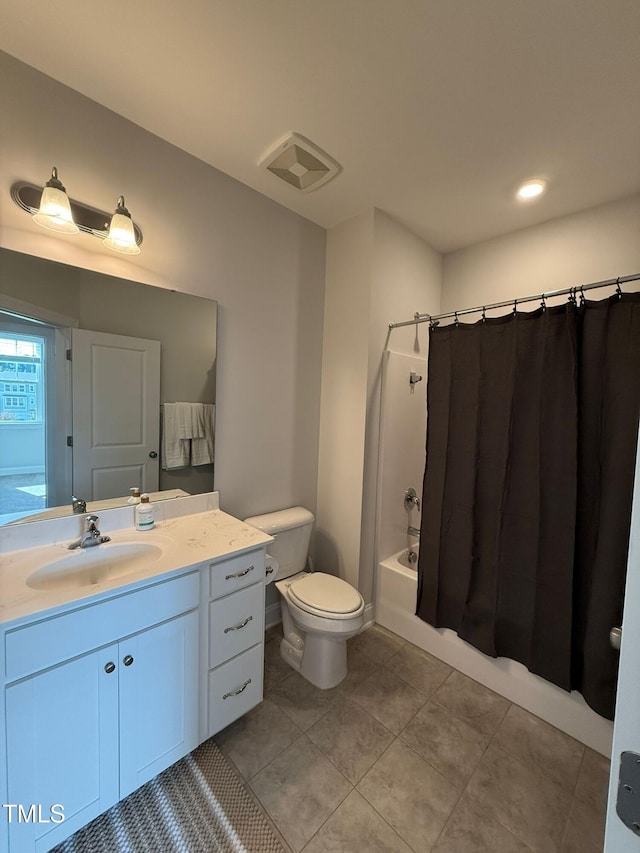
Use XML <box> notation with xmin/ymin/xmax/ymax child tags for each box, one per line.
<box><xmin>128</xmin><ymin>487</ymin><xmax>141</xmax><ymax>504</ymax></box>
<box><xmin>135</xmin><ymin>494</ymin><xmax>155</xmax><ymax>530</ymax></box>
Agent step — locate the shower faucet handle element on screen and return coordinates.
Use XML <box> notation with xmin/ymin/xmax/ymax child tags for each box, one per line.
<box><xmin>404</xmin><ymin>487</ymin><xmax>421</xmax><ymax>512</ymax></box>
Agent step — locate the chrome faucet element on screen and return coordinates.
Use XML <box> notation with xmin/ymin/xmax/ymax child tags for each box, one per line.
<box><xmin>72</xmin><ymin>495</ymin><xmax>87</xmax><ymax>514</ymax></box>
<box><xmin>68</xmin><ymin>515</ymin><xmax>111</xmax><ymax>550</ymax></box>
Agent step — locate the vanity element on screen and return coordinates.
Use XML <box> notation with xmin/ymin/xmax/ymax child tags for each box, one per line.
<box><xmin>0</xmin><ymin>492</ymin><xmax>272</xmax><ymax>853</ymax></box>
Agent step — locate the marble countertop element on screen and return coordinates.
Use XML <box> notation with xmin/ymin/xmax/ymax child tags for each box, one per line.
<box><xmin>0</xmin><ymin>507</ymin><xmax>272</xmax><ymax>627</ymax></box>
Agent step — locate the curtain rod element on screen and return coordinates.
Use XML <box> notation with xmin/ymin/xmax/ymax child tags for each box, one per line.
<box><xmin>388</xmin><ymin>272</ymin><xmax>640</xmax><ymax>330</ymax></box>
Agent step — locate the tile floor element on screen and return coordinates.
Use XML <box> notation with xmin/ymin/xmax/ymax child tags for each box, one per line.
<box><xmin>215</xmin><ymin>624</ymin><xmax>610</xmax><ymax>853</ymax></box>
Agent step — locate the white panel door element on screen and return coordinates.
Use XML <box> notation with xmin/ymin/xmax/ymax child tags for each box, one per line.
<box><xmin>605</xmin><ymin>429</ymin><xmax>640</xmax><ymax>851</ymax></box>
<box><xmin>71</xmin><ymin>329</ymin><xmax>160</xmax><ymax>501</ymax></box>
<box><xmin>5</xmin><ymin>645</ymin><xmax>119</xmax><ymax>853</ymax></box>
<box><xmin>118</xmin><ymin>610</ymin><xmax>199</xmax><ymax>798</ymax></box>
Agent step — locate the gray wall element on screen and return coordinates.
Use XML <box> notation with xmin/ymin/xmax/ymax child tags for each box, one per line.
<box><xmin>442</xmin><ymin>194</ymin><xmax>640</xmax><ymax>312</ymax></box>
<box><xmin>316</xmin><ymin>209</ymin><xmax>442</xmax><ymax>604</ymax></box>
<box><xmin>0</xmin><ymin>51</ymin><xmax>326</xmax><ymax>520</ymax></box>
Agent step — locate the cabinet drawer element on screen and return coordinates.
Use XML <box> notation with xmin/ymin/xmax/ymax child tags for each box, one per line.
<box><xmin>5</xmin><ymin>571</ymin><xmax>199</xmax><ymax>682</ymax></box>
<box><xmin>207</xmin><ymin>644</ymin><xmax>263</xmax><ymax>735</ymax></box>
<box><xmin>209</xmin><ymin>549</ymin><xmax>265</xmax><ymax>600</ymax></box>
<box><xmin>209</xmin><ymin>583</ymin><xmax>264</xmax><ymax>668</ymax></box>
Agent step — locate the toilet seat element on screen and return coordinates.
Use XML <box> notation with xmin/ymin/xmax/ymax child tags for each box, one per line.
<box><xmin>288</xmin><ymin>572</ymin><xmax>363</xmax><ymax>620</ymax></box>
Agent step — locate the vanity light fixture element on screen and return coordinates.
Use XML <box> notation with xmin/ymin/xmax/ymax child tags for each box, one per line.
<box><xmin>32</xmin><ymin>167</ymin><xmax>79</xmax><ymax>234</ymax></box>
<box><xmin>103</xmin><ymin>196</ymin><xmax>141</xmax><ymax>255</ymax></box>
<box><xmin>11</xmin><ymin>167</ymin><xmax>143</xmax><ymax>254</ymax></box>
<box><xmin>516</xmin><ymin>178</ymin><xmax>547</xmax><ymax>202</ymax></box>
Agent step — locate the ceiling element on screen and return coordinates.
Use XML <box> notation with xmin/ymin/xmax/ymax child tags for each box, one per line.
<box><xmin>1</xmin><ymin>0</ymin><xmax>639</xmax><ymax>252</ymax></box>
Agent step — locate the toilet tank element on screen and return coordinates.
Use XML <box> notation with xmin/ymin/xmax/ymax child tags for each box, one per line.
<box><xmin>244</xmin><ymin>506</ymin><xmax>314</xmax><ymax>581</ymax></box>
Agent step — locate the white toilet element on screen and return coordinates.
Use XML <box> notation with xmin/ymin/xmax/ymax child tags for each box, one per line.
<box><xmin>244</xmin><ymin>506</ymin><xmax>365</xmax><ymax>689</ymax></box>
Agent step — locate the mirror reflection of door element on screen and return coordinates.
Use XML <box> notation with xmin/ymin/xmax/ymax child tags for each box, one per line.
<box><xmin>71</xmin><ymin>329</ymin><xmax>161</xmax><ymax>501</ymax></box>
<box><xmin>0</xmin><ymin>318</ymin><xmax>161</xmax><ymax>523</ymax></box>
<box><xmin>0</xmin><ymin>314</ymin><xmax>69</xmax><ymax>524</ymax></box>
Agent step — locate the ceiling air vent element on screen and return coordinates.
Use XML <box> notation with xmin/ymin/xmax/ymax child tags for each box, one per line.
<box><xmin>258</xmin><ymin>133</ymin><xmax>341</xmax><ymax>193</ymax></box>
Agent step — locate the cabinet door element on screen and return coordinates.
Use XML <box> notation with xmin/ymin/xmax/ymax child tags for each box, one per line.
<box><xmin>119</xmin><ymin>610</ymin><xmax>199</xmax><ymax>798</ymax></box>
<box><xmin>6</xmin><ymin>645</ymin><xmax>119</xmax><ymax>853</ymax></box>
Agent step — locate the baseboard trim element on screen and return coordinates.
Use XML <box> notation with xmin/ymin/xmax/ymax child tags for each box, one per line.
<box><xmin>265</xmin><ymin>601</ymin><xmax>282</xmax><ymax>630</ymax></box>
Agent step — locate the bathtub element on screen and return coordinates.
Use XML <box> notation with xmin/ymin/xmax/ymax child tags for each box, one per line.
<box><xmin>376</xmin><ymin>546</ymin><xmax>613</xmax><ymax>756</ymax></box>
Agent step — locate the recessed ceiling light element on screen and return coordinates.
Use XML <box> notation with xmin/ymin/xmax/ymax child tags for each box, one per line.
<box><xmin>516</xmin><ymin>179</ymin><xmax>547</xmax><ymax>201</ymax></box>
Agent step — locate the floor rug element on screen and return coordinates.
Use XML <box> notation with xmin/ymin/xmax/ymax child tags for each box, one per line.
<box><xmin>50</xmin><ymin>739</ymin><xmax>285</xmax><ymax>853</ymax></box>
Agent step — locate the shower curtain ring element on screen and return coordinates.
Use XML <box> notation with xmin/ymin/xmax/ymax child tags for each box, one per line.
<box><xmin>482</xmin><ymin>306</ymin><xmax>486</xmax><ymax>322</ymax></box>
<box><xmin>568</xmin><ymin>287</ymin><xmax>576</xmax><ymax>306</ymax></box>
<box><xmin>616</xmin><ymin>278</ymin><xmax>623</xmax><ymax>299</ymax></box>
<box><xmin>541</xmin><ymin>294</ymin><xmax>546</xmax><ymax>311</ymax></box>
<box><xmin>579</xmin><ymin>286</ymin><xmax>585</xmax><ymax>306</ymax></box>
<box><xmin>454</xmin><ymin>311</ymin><xmax>459</xmax><ymax>326</ymax></box>
<box><xmin>513</xmin><ymin>299</ymin><xmax>518</xmax><ymax>316</ymax></box>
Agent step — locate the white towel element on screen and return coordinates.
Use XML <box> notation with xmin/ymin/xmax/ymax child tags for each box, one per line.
<box><xmin>174</xmin><ymin>401</ymin><xmax>205</xmax><ymax>439</ymax></box>
<box><xmin>192</xmin><ymin>404</ymin><xmax>215</xmax><ymax>466</ymax></box>
<box><xmin>161</xmin><ymin>403</ymin><xmax>190</xmax><ymax>470</ymax></box>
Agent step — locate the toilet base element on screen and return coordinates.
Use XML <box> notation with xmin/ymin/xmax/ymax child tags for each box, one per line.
<box><xmin>279</xmin><ymin>634</ymin><xmax>347</xmax><ymax>689</ymax></box>
<box><xmin>280</xmin><ymin>636</ymin><xmax>303</xmax><ymax>674</ymax></box>
<box><xmin>279</xmin><ymin>597</ymin><xmax>351</xmax><ymax>690</ymax></box>
<box><xmin>301</xmin><ymin>632</ymin><xmax>348</xmax><ymax>689</ymax></box>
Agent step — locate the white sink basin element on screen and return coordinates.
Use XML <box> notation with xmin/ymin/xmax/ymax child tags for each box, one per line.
<box><xmin>26</xmin><ymin>542</ymin><xmax>164</xmax><ymax>591</ymax></box>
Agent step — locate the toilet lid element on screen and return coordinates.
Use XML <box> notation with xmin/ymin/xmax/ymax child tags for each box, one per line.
<box><xmin>289</xmin><ymin>572</ymin><xmax>363</xmax><ymax>616</ymax></box>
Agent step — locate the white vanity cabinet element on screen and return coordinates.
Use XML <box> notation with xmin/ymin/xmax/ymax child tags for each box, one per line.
<box><xmin>203</xmin><ymin>547</ymin><xmax>266</xmax><ymax>738</ymax></box>
<box><xmin>3</xmin><ymin>571</ymin><xmax>199</xmax><ymax>853</ymax></box>
<box><xmin>0</xmin><ymin>496</ymin><xmax>273</xmax><ymax>853</ymax></box>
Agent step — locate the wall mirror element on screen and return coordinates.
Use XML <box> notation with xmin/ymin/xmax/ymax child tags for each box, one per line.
<box><xmin>0</xmin><ymin>247</ymin><xmax>217</xmax><ymax>525</ymax></box>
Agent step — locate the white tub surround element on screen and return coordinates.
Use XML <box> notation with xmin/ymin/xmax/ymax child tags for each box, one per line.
<box><xmin>0</xmin><ymin>492</ymin><xmax>272</xmax><ymax>853</ymax></box>
<box><xmin>376</xmin><ymin>350</ymin><xmax>427</xmax><ymax>580</ymax></box>
<box><xmin>376</xmin><ymin>550</ymin><xmax>613</xmax><ymax>757</ymax></box>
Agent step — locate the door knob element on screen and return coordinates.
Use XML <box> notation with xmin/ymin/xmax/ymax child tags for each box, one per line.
<box><xmin>149</xmin><ymin>451</ymin><xmax>158</xmax><ymax>458</ymax></box>
<box><xmin>104</xmin><ymin>661</ymin><xmax>116</xmax><ymax>674</ymax></box>
<box><xmin>123</xmin><ymin>655</ymin><xmax>134</xmax><ymax>667</ymax></box>
<box><xmin>610</xmin><ymin>626</ymin><xmax>622</xmax><ymax>650</ymax></box>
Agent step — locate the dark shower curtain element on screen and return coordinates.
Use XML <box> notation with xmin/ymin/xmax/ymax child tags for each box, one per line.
<box><xmin>416</xmin><ymin>293</ymin><xmax>640</xmax><ymax>719</ymax></box>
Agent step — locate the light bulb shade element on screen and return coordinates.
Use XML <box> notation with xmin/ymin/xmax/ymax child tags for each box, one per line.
<box><xmin>33</xmin><ymin>177</ymin><xmax>79</xmax><ymax>234</ymax></box>
<box><xmin>103</xmin><ymin>197</ymin><xmax>141</xmax><ymax>254</ymax></box>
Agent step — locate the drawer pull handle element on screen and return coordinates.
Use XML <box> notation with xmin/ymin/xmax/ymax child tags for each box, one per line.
<box><xmin>123</xmin><ymin>655</ymin><xmax>134</xmax><ymax>667</ymax></box>
<box><xmin>225</xmin><ymin>565</ymin><xmax>254</xmax><ymax>580</ymax></box>
<box><xmin>223</xmin><ymin>678</ymin><xmax>252</xmax><ymax>700</ymax></box>
<box><xmin>224</xmin><ymin>615</ymin><xmax>253</xmax><ymax>634</ymax></box>
<box><xmin>104</xmin><ymin>661</ymin><xmax>116</xmax><ymax>674</ymax></box>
